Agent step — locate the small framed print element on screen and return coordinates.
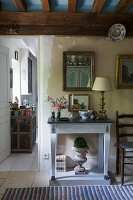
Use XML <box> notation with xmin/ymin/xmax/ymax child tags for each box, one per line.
<box><xmin>15</xmin><ymin>51</ymin><xmax>18</xmax><ymax>60</ymax></box>
<box><xmin>69</xmin><ymin>94</ymin><xmax>89</xmax><ymax>111</ymax></box>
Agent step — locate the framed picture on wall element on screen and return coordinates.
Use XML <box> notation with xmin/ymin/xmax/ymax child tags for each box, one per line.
<box><xmin>116</xmin><ymin>55</ymin><xmax>133</xmax><ymax>88</ymax></box>
<box><xmin>69</xmin><ymin>94</ymin><xmax>89</xmax><ymax>111</ymax></box>
<box><xmin>63</xmin><ymin>51</ymin><xmax>94</xmax><ymax>91</ymax></box>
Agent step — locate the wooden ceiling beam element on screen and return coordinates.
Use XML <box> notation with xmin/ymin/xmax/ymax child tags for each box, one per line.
<box><xmin>92</xmin><ymin>0</ymin><xmax>106</xmax><ymax>13</ymax></box>
<box><xmin>40</xmin><ymin>0</ymin><xmax>50</xmax><ymax>12</ymax></box>
<box><xmin>12</xmin><ymin>0</ymin><xmax>26</xmax><ymax>12</ymax></box>
<box><xmin>0</xmin><ymin>12</ymin><xmax>133</xmax><ymax>26</ymax></box>
<box><xmin>68</xmin><ymin>0</ymin><xmax>76</xmax><ymax>12</ymax></box>
<box><xmin>0</xmin><ymin>12</ymin><xmax>133</xmax><ymax>35</ymax></box>
<box><xmin>0</xmin><ymin>25</ymin><xmax>109</xmax><ymax>36</ymax></box>
<box><xmin>1</xmin><ymin>24</ymin><xmax>133</xmax><ymax>36</ymax></box>
<box><xmin>116</xmin><ymin>0</ymin><xmax>133</xmax><ymax>13</ymax></box>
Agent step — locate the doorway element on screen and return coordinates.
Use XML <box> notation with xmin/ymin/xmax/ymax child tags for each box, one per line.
<box><xmin>0</xmin><ymin>37</ymin><xmax>39</xmax><ymax>172</ymax></box>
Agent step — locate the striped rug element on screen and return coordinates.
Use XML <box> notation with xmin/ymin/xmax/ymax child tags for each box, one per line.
<box><xmin>1</xmin><ymin>185</ymin><xmax>133</xmax><ymax>200</ymax></box>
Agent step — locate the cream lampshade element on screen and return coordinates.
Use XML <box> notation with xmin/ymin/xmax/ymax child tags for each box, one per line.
<box><xmin>92</xmin><ymin>77</ymin><xmax>112</xmax><ymax>120</ymax></box>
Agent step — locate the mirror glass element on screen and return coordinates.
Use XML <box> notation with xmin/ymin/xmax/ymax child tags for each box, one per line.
<box><xmin>63</xmin><ymin>51</ymin><xmax>94</xmax><ymax>91</ymax></box>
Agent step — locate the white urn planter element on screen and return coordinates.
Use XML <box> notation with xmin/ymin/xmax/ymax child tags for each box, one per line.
<box><xmin>72</xmin><ymin>146</ymin><xmax>89</xmax><ymax>174</ymax></box>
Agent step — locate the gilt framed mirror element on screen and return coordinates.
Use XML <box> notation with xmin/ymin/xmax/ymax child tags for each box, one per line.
<box><xmin>63</xmin><ymin>51</ymin><xmax>94</xmax><ymax>91</ymax></box>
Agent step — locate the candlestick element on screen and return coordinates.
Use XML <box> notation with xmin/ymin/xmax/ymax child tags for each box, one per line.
<box><xmin>71</xmin><ymin>94</ymin><xmax>74</xmax><ymax>106</ymax></box>
<box><xmin>71</xmin><ymin>94</ymin><xmax>75</xmax><ymax>119</ymax></box>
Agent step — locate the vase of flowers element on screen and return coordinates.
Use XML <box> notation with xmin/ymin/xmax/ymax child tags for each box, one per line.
<box><xmin>48</xmin><ymin>96</ymin><xmax>67</xmax><ymax>120</ymax></box>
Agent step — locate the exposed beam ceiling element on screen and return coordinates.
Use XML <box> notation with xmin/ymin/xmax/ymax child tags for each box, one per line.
<box><xmin>1</xmin><ymin>12</ymin><xmax>133</xmax><ymax>26</ymax></box>
<box><xmin>92</xmin><ymin>0</ymin><xmax>106</xmax><ymax>13</ymax></box>
<box><xmin>12</xmin><ymin>0</ymin><xmax>26</xmax><ymax>12</ymax></box>
<box><xmin>116</xmin><ymin>0</ymin><xmax>133</xmax><ymax>13</ymax></box>
<box><xmin>40</xmin><ymin>0</ymin><xmax>50</xmax><ymax>12</ymax></box>
<box><xmin>0</xmin><ymin>12</ymin><xmax>133</xmax><ymax>35</ymax></box>
<box><xmin>68</xmin><ymin>0</ymin><xmax>76</xmax><ymax>12</ymax></box>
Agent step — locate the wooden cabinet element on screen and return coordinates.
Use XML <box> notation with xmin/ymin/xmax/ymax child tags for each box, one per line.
<box><xmin>11</xmin><ymin>114</ymin><xmax>36</xmax><ymax>153</ymax></box>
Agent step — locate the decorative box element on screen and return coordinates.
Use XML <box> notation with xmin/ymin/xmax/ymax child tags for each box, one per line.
<box><xmin>56</xmin><ymin>155</ymin><xmax>66</xmax><ymax>172</ymax></box>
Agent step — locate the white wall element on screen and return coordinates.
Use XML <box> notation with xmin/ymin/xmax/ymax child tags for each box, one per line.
<box><xmin>38</xmin><ymin>35</ymin><xmax>133</xmax><ymax>175</ymax></box>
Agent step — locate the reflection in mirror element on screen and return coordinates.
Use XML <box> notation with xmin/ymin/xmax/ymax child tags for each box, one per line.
<box><xmin>63</xmin><ymin>52</ymin><xmax>94</xmax><ymax>91</ymax></box>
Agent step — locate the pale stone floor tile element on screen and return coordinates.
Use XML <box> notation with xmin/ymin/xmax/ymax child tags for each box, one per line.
<box><xmin>15</xmin><ymin>157</ymin><xmax>35</xmax><ymax>164</ymax></box>
<box><xmin>32</xmin><ymin>173</ymin><xmax>49</xmax><ymax>187</ymax></box>
<box><xmin>0</xmin><ymin>172</ymin><xmax>36</xmax><ymax>195</ymax></box>
<box><xmin>0</xmin><ymin>164</ymin><xmax>14</xmax><ymax>172</ymax></box>
<box><xmin>30</xmin><ymin>164</ymin><xmax>38</xmax><ymax>172</ymax></box>
<box><xmin>0</xmin><ymin>180</ymin><xmax>4</xmax><ymax>187</ymax></box>
<box><xmin>7</xmin><ymin>171</ymin><xmax>36</xmax><ymax>178</ymax></box>
<box><xmin>0</xmin><ymin>172</ymin><xmax>9</xmax><ymax>179</ymax></box>
<box><xmin>11</xmin><ymin>163</ymin><xmax>32</xmax><ymax>171</ymax></box>
<box><xmin>5</xmin><ymin>172</ymin><xmax>35</xmax><ymax>185</ymax></box>
<box><xmin>1</xmin><ymin>156</ymin><xmax>17</xmax><ymax>165</ymax></box>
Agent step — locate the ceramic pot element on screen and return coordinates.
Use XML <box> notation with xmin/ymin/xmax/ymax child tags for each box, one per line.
<box><xmin>72</xmin><ymin>147</ymin><xmax>89</xmax><ymax>174</ymax></box>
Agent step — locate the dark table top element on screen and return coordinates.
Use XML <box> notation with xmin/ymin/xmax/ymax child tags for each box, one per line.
<box><xmin>48</xmin><ymin>117</ymin><xmax>112</xmax><ymax>124</ymax></box>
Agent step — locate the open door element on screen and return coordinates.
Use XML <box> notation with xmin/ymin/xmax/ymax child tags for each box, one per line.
<box><xmin>0</xmin><ymin>44</ymin><xmax>10</xmax><ymax>163</ymax></box>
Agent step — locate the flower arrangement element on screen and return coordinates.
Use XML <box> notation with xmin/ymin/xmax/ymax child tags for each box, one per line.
<box><xmin>48</xmin><ymin>96</ymin><xmax>67</xmax><ymax>112</ymax></box>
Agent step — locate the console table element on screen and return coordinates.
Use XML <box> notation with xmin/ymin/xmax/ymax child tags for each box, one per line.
<box><xmin>48</xmin><ymin>117</ymin><xmax>112</xmax><ymax>186</ymax></box>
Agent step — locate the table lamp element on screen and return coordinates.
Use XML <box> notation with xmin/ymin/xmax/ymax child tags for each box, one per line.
<box><xmin>92</xmin><ymin>77</ymin><xmax>112</xmax><ymax>120</ymax></box>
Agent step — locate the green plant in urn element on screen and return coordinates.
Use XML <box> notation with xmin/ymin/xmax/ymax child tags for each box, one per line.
<box><xmin>73</xmin><ymin>137</ymin><xmax>89</xmax><ymax>174</ymax></box>
<box><xmin>74</xmin><ymin>137</ymin><xmax>88</xmax><ymax>148</ymax></box>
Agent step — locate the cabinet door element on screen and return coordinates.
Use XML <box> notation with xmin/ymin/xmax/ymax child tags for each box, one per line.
<box><xmin>20</xmin><ymin>134</ymin><xmax>30</xmax><ymax>149</ymax></box>
<box><xmin>20</xmin><ymin>119</ymin><xmax>30</xmax><ymax>132</ymax></box>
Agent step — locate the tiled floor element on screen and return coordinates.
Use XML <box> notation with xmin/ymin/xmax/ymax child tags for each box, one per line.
<box><xmin>0</xmin><ymin>144</ymin><xmax>38</xmax><ymax>172</ymax></box>
<box><xmin>0</xmin><ymin>146</ymin><xmax>133</xmax><ymax>199</ymax></box>
<box><xmin>0</xmin><ymin>171</ymin><xmax>49</xmax><ymax>199</ymax></box>
<box><xmin>0</xmin><ymin>171</ymin><xmax>133</xmax><ymax>199</ymax></box>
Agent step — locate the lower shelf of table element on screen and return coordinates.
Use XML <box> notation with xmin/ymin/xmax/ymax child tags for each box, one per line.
<box><xmin>49</xmin><ymin>168</ymin><xmax>111</xmax><ymax>186</ymax></box>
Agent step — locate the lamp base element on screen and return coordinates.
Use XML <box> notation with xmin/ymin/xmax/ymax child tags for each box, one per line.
<box><xmin>97</xmin><ymin>91</ymin><xmax>107</xmax><ymax>120</ymax></box>
<box><xmin>97</xmin><ymin>110</ymin><xmax>107</xmax><ymax>120</ymax></box>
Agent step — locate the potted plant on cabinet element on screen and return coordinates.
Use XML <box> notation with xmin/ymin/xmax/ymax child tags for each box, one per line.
<box><xmin>72</xmin><ymin>137</ymin><xmax>89</xmax><ymax>174</ymax></box>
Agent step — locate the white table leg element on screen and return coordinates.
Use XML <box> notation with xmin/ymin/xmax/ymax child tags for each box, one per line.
<box><xmin>98</xmin><ymin>134</ymin><xmax>103</xmax><ymax>169</ymax></box>
<box><xmin>51</xmin><ymin>133</ymin><xmax>56</xmax><ymax>180</ymax></box>
<box><xmin>104</xmin><ymin>125</ymin><xmax>110</xmax><ymax>180</ymax></box>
